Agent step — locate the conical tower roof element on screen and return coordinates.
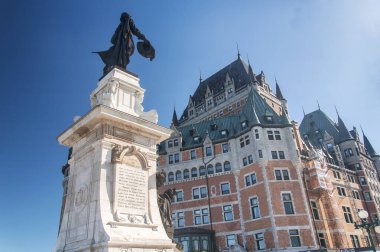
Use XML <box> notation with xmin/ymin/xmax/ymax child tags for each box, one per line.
<box><xmin>363</xmin><ymin>131</ymin><xmax>378</xmax><ymax>157</ymax></box>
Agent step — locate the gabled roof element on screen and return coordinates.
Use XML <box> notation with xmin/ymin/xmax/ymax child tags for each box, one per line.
<box><xmin>363</xmin><ymin>131</ymin><xmax>378</xmax><ymax>157</ymax></box>
<box><xmin>179</xmin><ymin>57</ymin><xmax>255</xmax><ymax>121</ymax></box>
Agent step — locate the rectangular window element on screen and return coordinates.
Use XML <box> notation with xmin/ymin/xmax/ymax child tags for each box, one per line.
<box><xmin>310</xmin><ymin>201</ymin><xmax>320</xmax><ymax>220</ymax></box>
<box><xmin>275</xmin><ymin>169</ymin><xmax>290</xmax><ymax>180</ymax></box>
<box><xmin>194</xmin><ymin>209</ymin><xmax>201</xmax><ymax>225</ymax></box>
<box><xmin>267</xmin><ymin>131</ymin><xmax>274</xmax><ymax>140</ymax></box>
<box><xmin>350</xmin><ymin>235</ymin><xmax>360</xmax><ymax>248</ymax></box>
<box><xmin>223</xmin><ymin>205</ymin><xmax>233</xmax><ymax>221</ymax></box>
<box><xmin>222</xmin><ymin>143</ymin><xmax>229</xmax><ymax>153</ymax></box>
<box><xmin>333</xmin><ymin>170</ymin><xmax>341</xmax><ymax>179</ymax></box>
<box><xmin>342</xmin><ymin>206</ymin><xmax>354</xmax><ymax>223</ymax></box>
<box><xmin>240</xmin><ymin>138</ymin><xmax>245</xmax><ymax>148</ymax></box>
<box><xmin>364</xmin><ymin>191</ymin><xmax>372</xmax><ymax>201</ymax></box>
<box><xmin>245</xmin><ymin>173</ymin><xmax>257</xmax><ymax>186</ymax></box>
<box><xmin>194</xmin><ymin>209</ymin><xmax>209</xmax><ymax>225</ymax></box>
<box><xmin>289</xmin><ymin>230</ymin><xmax>301</xmax><ymax>247</ymax></box>
<box><xmin>221</xmin><ymin>183</ymin><xmax>230</xmax><ymax>195</ymax></box>
<box><xmin>255</xmin><ymin>233</ymin><xmax>265</xmax><ymax>250</ymax></box>
<box><xmin>318</xmin><ymin>233</ymin><xmax>327</xmax><ymax>248</ymax></box>
<box><xmin>243</xmin><ymin>157</ymin><xmax>248</xmax><ymax>166</ymax></box>
<box><xmin>169</xmin><ymin>155</ymin><xmax>174</xmax><ymax>164</ymax></box>
<box><xmin>200</xmin><ymin>186</ymin><xmax>207</xmax><ymax>198</ymax></box>
<box><xmin>352</xmin><ymin>190</ymin><xmax>360</xmax><ymax>199</ymax></box>
<box><xmin>174</xmin><ymin>153</ymin><xmax>180</xmax><ymax>163</ymax></box>
<box><xmin>193</xmin><ymin>188</ymin><xmax>199</xmax><ymax>199</ymax></box>
<box><xmin>177</xmin><ymin>212</ymin><xmax>184</xmax><ymax>227</ymax></box>
<box><xmin>282</xmin><ymin>193</ymin><xmax>295</xmax><ymax>214</ymax></box>
<box><xmin>258</xmin><ymin>150</ymin><xmax>263</xmax><ymax>158</ymax></box>
<box><xmin>168</xmin><ymin>140</ymin><xmax>173</xmax><ymax>148</ymax></box>
<box><xmin>250</xmin><ymin>197</ymin><xmax>261</xmax><ymax>219</ymax></box>
<box><xmin>176</xmin><ymin>190</ymin><xmax>183</xmax><ymax>202</ymax></box>
<box><xmin>205</xmin><ymin>146</ymin><xmax>212</xmax><ymax>156</ymax></box>
<box><xmin>173</xmin><ymin>139</ymin><xmax>179</xmax><ymax>147</ymax></box>
<box><xmin>359</xmin><ymin>177</ymin><xmax>367</xmax><ymax>185</ymax></box>
<box><xmin>248</xmin><ymin>155</ymin><xmax>253</xmax><ymax>164</ymax></box>
<box><xmin>191</xmin><ymin>150</ymin><xmax>196</xmax><ymax>159</ymax></box>
<box><xmin>245</xmin><ymin>135</ymin><xmax>250</xmax><ymax>145</ymax></box>
<box><xmin>255</xmin><ymin>129</ymin><xmax>259</xmax><ymax>139</ymax></box>
<box><xmin>279</xmin><ymin>151</ymin><xmax>285</xmax><ymax>159</ymax></box>
<box><xmin>226</xmin><ymin>234</ymin><xmax>236</xmax><ymax>247</ymax></box>
<box><xmin>271</xmin><ymin>151</ymin><xmax>278</xmax><ymax>159</ymax></box>
<box><xmin>355</xmin><ymin>163</ymin><xmax>362</xmax><ymax>170</ymax></box>
<box><xmin>274</xmin><ymin>130</ymin><xmax>281</xmax><ymax>140</ymax></box>
<box><xmin>337</xmin><ymin>187</ymin><xmax>346</xmax><ymax>197</ymax></box>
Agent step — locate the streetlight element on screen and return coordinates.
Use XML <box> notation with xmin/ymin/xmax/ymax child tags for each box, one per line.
<box><xmin>354</xmin><ymin>210</ymin><xmax>380</xmax><ymax>251</ymax></box>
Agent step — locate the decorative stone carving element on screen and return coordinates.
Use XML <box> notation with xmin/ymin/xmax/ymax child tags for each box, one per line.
<box><xmin>111</xmin><ymin>144</ymin><xmax>151</xmax><ymax>169</ymax></box>
<box><xmin>74</xmin><ymin>185</ymin><xmax>88</xmax><ymax>212</ymax></box>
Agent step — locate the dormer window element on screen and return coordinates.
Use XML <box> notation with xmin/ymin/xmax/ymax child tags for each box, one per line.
<box><xmin>265</xmin><ymin>116</ymin><xmax>273</xmax><ymax>122</ymax></box>
<box><xmin>241</xmin><ymin>121</ymin><xmax>248</xmax><ymax>129</ymax></box>
<box><xmin>220</xmin><ymin>129</ymin><xmax>228</xmax><ymax>136</ymax></box>
<box><xmin>315</xmin><ymin>130</ymin><xmax>319</xmax><ymax>134</ymax></box>
<box><xmin>210</xmin><ymin>124</ymin><xmax>218</xmax><ymax>131</ymax></box>
<box><xmin>193</xmin><ymin>136</ymin><xmax>200</xmax><ymax>143</ymax></box>
<box><xmin>228</xmin><ymin>88</ymin><xmax>233</xmax><ymax>94</ymax></box>
<box><xmin>173</xmin><ymin>139</ymin><xmax>179</xmax><ymax>147</ymax></box>
<box><xmin>190</xmin><ymin>129</ymin><xmax>195</xmax><ymax>136</ymax></box>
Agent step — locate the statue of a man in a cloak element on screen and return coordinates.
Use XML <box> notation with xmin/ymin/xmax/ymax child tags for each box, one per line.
<box><xmin>96</xmin><ymin>12</ymin><xmax>155</xmax><ymax>75</ymax></box>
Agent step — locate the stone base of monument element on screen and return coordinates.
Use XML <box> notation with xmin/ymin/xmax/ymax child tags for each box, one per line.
<box><xmin>54</xmin><ymin>68</ymin><xmax>175</xmax><ymax>252</ymax></box>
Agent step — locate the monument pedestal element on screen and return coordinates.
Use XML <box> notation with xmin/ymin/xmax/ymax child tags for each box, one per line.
<box><xmin>55</xmin><ymin>68</ymin><xmax>175</xmax><ymax>252</ymax></box>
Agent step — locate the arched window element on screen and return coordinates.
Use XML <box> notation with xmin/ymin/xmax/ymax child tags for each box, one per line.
<box><xmin>191</xmin><ymin>167</ymin><xmax>198</xmax><ymax>178</ymax></box>
<box><xmin>168</xmin><ymin>172</ymin><xmax>174</xmax><ymax>182</ymax></box>
<box><xmin>183</xmin><ymin>169</ymin><xmax>190</xmax><ymax>179</ymax></box>
<box><xmin>176</xmin><ymin>170</ymin><xmax>182</xmax><ymax>181</ymax></box>
<box><xmin>199</xmin><ymin>166</ymin><xmax>206</xmax><ymax>176</ymax></box>
<box><xmin>215</xmin><ymin>163</ymin><xmax>223</xmax><ymax>173</ymax></box>
<box><xmin>224</xmin><ymin>161</ymin><xmax>231</xmax><ymax>172</ymax></box>
<box><xmin>207</xmin><ymin>164</ymin><xmax>214</xmax><ymax>175</ymax></box>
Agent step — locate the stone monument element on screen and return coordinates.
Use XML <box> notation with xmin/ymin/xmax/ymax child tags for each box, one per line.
<box><xmin>54</xmin><ymin>68</ymin><xmax>174</xmax><ymax>251</ymax></box>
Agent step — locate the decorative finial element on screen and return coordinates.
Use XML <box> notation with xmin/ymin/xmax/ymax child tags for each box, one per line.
<box><xmin>317</xmin><ymin>100</ymin><xmax>321</xmax><ymax>110</ymax></box>
<box><xmin>335</xmin><ymin>105</ymin><xmax>339</xmax><ymax>116</ymax></box>
<box><xmin>236</xmin><ymin>43</ymin><xmax>240</xmax><ymax>59</ymax></box>
<box><xmin>302</xmin><ymin>106</ymin><xmax>306</xmax><ymax>116</ymax></box>
<box><xmin>199</xmin><ymin>71</ymin><xmax>202</xmax><ymax>83</ymax></box>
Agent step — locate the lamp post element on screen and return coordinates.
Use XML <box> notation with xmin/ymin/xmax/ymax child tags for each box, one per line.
<box><xmin>354</xmin><ymin>210</ymin><xmax>380</xmax><ymax>252</ymax></box>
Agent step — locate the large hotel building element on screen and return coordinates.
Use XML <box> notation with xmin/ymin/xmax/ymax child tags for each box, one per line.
<box><xmin>156</xmin><ymin>55</ymin><xmax>380</xmax><ymax>251</ymax></box>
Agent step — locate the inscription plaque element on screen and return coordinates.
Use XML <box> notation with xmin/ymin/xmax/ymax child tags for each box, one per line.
<box><xmin>114</xmin><ymin>161</ymin><xmax>148</xmax><ymax>217</ymax></box>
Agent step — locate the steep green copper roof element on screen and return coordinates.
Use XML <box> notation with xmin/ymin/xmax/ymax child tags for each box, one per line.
<box><xmin>336</xmin><ymin>114</ymin><xmax>353</xmax><ymax>143</ymax></box>
<box><xmin>158</xmin><ymin>86</ymin><xmax>291</xmax><ymax>153</ymax></box>
<box><xmin>300</xmin><ymin>109</ymin><xmax>339</xmax><ymax>140</ymax></box>
<box><xmin>363</xmin><ymin>131</ymin><xmax>378</xmax><ymax>157</ymax></box>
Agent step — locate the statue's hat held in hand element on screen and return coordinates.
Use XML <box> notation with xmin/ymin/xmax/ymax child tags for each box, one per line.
<box><xmin>137</xmin><ymin>40</ymin><xmax>155</xmax><ymax>61</ymax></box>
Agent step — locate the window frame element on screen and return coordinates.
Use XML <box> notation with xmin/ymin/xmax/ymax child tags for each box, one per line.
<box><xmin>282</xmin><ymin>192</ymin><xmax>295</xmax><ymax>215</ymax></box>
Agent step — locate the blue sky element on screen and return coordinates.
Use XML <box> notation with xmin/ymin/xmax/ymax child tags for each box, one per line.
<box><xmin>0</xmin><ymin>1</ymin><xmax>379</xmax><ymax>251</ymax></box>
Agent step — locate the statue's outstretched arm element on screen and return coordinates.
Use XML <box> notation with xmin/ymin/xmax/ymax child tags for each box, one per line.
<box><xmin>129</xmin><ymin>19</ymin><xmax>146</xmax><ymax>41</ymax></box>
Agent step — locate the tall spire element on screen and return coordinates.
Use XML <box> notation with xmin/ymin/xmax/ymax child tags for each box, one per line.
<box><xmin>275</xmin><ymin>79</ymin><xmax>285</xmax><ymax>100</ymax></box>
<box><xmin>302</xmin><ymin>106</ymin><xmax>306</xmax><ymax>116</ymax></box>
<box><xmin>172</xmin><ymin>106</ymin><xmax>179</xmax><ymax>127</ymax></box>
<box><xmin>236</xmin><ymin>43</ymin><xmax>240</xmax><ymax>59</ymax></box>
<box><xmin>362</xmin><ymin>128</ymin><xmax>378</xmax><ymax>156</ymax></box>
<box><xmin>317</xmin><ymin>100</ymin><xmax>320</xmax><ymax>110</ymax></box>
<box><xmin>336</xmin><ymin>110</ymin><xmax>353</xmax><ymax>143</ymax></box>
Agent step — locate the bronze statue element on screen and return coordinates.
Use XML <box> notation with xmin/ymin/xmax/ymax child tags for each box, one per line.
<box><xmin>95</xmin><ymin>12</ymin><xmax>155</xmax><ymax>75</ymax></box>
